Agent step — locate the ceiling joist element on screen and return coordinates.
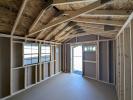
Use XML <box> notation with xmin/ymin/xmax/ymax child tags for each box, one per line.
<box><xmin>11</xmin><ymin>0</ymin><xmax>28</xmax><ymax>35</ymax></box>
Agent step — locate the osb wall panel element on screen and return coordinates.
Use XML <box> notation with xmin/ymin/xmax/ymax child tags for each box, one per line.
<box><xmin>99</xmin><ymin>41</ymin><xmax>109</xmax><ymax>82</ymax></box>
<box><xmin>0</xmin><ymin>37</ymin><xmax>10</xmax><ymax>98</ymax></box>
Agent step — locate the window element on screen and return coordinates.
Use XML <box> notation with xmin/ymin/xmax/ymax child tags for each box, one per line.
<box><xmin>24</xmin><ymin>43</ymin><xmax>39</xmax><ymax>65</ymax></box>
<box><xmin>41</xmin><ymin>45</ymin><xmax>50</xmax><ymax>62</ymax></box>
<box><xmin>84</xmin><ymin>46</ymin><xmax>96</xmax><ymax>52</ymax></box>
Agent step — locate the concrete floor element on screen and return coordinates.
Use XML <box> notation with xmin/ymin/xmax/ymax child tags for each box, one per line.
<box><xmin>7</xmin><ymin>73</ymin><xmax>118</xmax><ymax>100</ymax></box>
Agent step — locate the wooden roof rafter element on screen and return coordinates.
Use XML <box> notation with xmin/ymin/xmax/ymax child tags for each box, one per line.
<box><xmin>53</xmin><ymin>24</ymin><xmax>82</xmax><ymax>41</ymax></box>
<box><xmin>36</xmin><ymin>26</ymin><xmax>56</xmax><ymax>40</ymax></box>
<box><xmin>27</xmin><ymin>0</ymin><xmax>113</xmax><ymax>37</ymax></box>
<box><xmin>52</xmin><ymin>25</ymin><xmax>75</xmax><ymax>40</ymax></box>
<box><xmin>77</xmin><ymin>23</ymin><xmax>121</xmax><ymax>30</ymax></box>
<box><xmin>116</xmin><ymin>11</ymin><xmax>133</xmax><ymax>38</ymax></box>
<box><xmin>88</xmin><ymin>9</ymin><xmax>132</xmax><ymax>15</ymax></box>
<box><xmin>28</xmin><ymin>5</ymin><xmax>61</xmax><ymax>33</ymax></box>
<box><xmin>79</xmin><ymin>14</ymin><xmax>129</xmax><ymax>21</ymax></box>
<box><xmin>1</xmin><ymin>0</ymin><xmax>133</xmax><ymax>43</ymax></box>
<box><xmin>53</xmin><ymin>0</ymin><xmax>99</xmax><ymax>11</ymax></box>
<box><xmin>56</xmin><ymin>25</ymin><xmax>119</xmax><ymax>42</ymax></box>
<box><xmin>54</xmin><ymin>27</ymin><xmax>78</xmax><ymax>41</ymax></box>
<box><xmin>59</xmin><ymin>29</ymin><xmax>117</xmax><ymax>43</ymax></box>
<box><xmin>36</xmin><ymin>24</ymin><xmax>61</xmax><ymax>39</ymax></box>
<box><xmin>42</xmin><ymin>22</ymin><xmax>70</xmax><ymax>40</ymax></box>
<box><xmin>11</xmin><ymin>0</ymin><xmax>28</xmax><ymax>36</ymax></box>
<box><xmin>79</xmin><ymin>28</ymin><xmax>119</xmax><ymax>35</ymax></box>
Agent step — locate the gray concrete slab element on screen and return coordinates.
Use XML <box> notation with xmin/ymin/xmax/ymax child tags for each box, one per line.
<box><xmin>7</xmin><ymin>73</ymin><xmax>118</xmax><ymax>100</ymax></box>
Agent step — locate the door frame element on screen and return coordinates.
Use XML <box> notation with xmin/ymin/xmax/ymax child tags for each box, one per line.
<box><xmin>70</xmin><ymin>44</ymin><xmax>83</xmax><ymax>74</ymax></box>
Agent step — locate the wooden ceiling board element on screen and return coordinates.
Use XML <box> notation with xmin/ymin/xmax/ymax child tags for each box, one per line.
<box><xmin>14</xmin><ymin>0</ymin><xmax>48</xmax><ymax>36</ymax></box>
<box><xmin>0</xmin><ymin>0</ymin><xmax>22</xmax><ymax>34</ymax></box>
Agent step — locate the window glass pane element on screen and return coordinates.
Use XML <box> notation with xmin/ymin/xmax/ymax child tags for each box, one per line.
<box><xmin>32</xmin><ymin>49</ymin><xmax>38</xmax><ymax>54</ymax></box>
<box><xmin>24</xmin><ymin>55</ymin><xmax>31</xmax><ymax>59</ymax></box>
<box><xmin>45</xmin><ymin>50</ymin><xmax>50</xmax><ymax>53</ymax></box>
<box><xmin>92</xmin><ymin>46</ymin><xmax>96</xmax><ymax>52</ymax></box>
<box><xmin>90</xmin><ymin>46</ymin><xmax>93</xmax><ymax>52</ymax></box>
<box><xmin>46</xmin><ymin>56</ymin><xmax>50</xmax><ymax>62</ymax></box>
<box><xmin>41</xmin><ymin>50</ymin><xmax>46</xmax><ymax>53</ymax></box>
<box><xmin>24</xmin><ymin>49</ymin><xmax>31</xmax><ymax>54</ymax></box>
<box><xmin>41</xmin><ymin>57</ymin><xmax>45</xmax><ymax>61</ymax></box>
<box><xmin>41</xmin><ymin>46</ymin><xmax>46</xmax><ymax>50</ymax></box>
<box><xmin>24</xmin><ymin>43</ymin><xmax>31</xmax><ymax>49</ymax></box>
<box><xmin>84</xmin><ymin>47</ymin><xmax>87</xmax><ymax>52</ymax></box>
<box><xmin>41</xmin><ymin>45</ymin><xmax>50</xmax><ymax>62</ymax></box>
<box><xmin>32</xmin><ymin>45</ymin><xmax>38</xmax><ymax>50</ymax></box>
<box><xmin>46</xmin><ymin>46</ymin><xmax>50</xmax><ymax>50</ymax></box>
<box><xmin>32</xmin><ymin>58</ymin><xmax>38</xmax><ymax>63</ymax></box>
<box><xmin>32</xmin><ymin>54</ymin><xmax>38</xmax><ymax>58</ymax></box>
<box><xmin>56</xmin><ymin>48</ymin><xmax>59</xmax><ymax>53</ymax></box>
<box><xmin>41</xmin><ymin>54</ymin><xmax>46</xmax><ymax>57</ymax></box>
<box><xmin>24</xmin><ymin>59</ymin><xmax>32</xmax><ymax>65</ymax></box>
<box><xmin>24</xmin><ymin>43</ymin><xmax>39</xmax><ymax>65</ymax></box>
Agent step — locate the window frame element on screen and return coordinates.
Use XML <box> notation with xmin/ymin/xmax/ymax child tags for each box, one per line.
<box><xmin>23</xmin><ymin>43</ymin><xmax>39</xmax><ymax>65</ymax></box>
<box><xmin>41</xmin><ymin>44</ymin><xmax>51</xmax><ymax>62</ymax></box>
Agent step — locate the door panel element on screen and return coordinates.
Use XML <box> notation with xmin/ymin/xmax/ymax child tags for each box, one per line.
<box><xmin>83</xmin><ymin>62</ymin><xmax>96</xmax><ymax>78</ymax></box>
<box><xmin>82</xmin><ymin>43</ymin><xmax>97</xmax><ymax>79</ymax></box>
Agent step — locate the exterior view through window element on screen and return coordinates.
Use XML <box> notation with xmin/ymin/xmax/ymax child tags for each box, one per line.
<box><xmin>24</xmin><ymin>43</ymin><xmax>51</xmax><ymax>65</ymax></box>
<box><xmin>41</xmin><ymin>45</ymin><xmax>51</xmax><ymax>62</ymax></box>
<box><xmin>24</xmin><ymin>43</ymin><xmax>39</xmax><ymax>65</ymax></box>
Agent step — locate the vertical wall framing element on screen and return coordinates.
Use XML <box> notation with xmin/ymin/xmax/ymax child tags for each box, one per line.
<box><xmin>0</xmin><ymin>35</ymin><xmax>62</xmax><ymax>99</ymax></box>
<box><xmin>130</xmin><ymin>20</ymin><xmax>133</xmax><ymax>100</ymax></box>
<box><xmin>116</xmin><ymin>21</ymin><xmax>133</xmax><ymax>100</ymax></box>
<box><xmin>124</xmin><ymin>25</ymin><xmax>131</xmax><ymax>100</ymax></box>
<box><xmin>120</xmin><ymin>32</ymin><xmax>124</xmax><ymax>100</ymax></box>
<box><xmin>112</xmin><ymin>40</ymin><xmax>116</xmax><ymax>85</ymax></box>
<box><xmin>62</xmin><ymin>36</ymin><xmax>115</xmax><ymax>85</ymax></box>
<box><xmin>10</xmin><ymin>37</ymin><xmax>13</xmax><ymax>95</ymax></box>
<box><xmin>96</xmin><ymin>36</ymin><xmax>99</xmax><ymax>80</ymax></box>
<box><xmin>107</xmin><ymin>41</ymin><xmax>109</xmax><ymax>83</ymax></box>
<box><xmin>118</xmin><ymin>36</ymin><xmax>121</xmax><ymax>99</ymax></box>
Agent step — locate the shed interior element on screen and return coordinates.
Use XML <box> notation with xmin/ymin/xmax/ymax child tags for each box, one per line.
<box><xmin>0</xmin><ymin>0</ymin><xmax>133</xmax><ymax>100</ymax></box>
